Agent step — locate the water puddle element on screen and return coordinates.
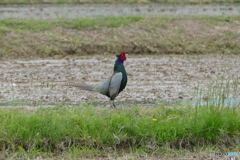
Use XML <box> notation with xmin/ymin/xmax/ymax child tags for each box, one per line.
<box><xmin>193</xmin><ymin>98</ymin><xmax>240</xmax><ymax>107</ymax></box>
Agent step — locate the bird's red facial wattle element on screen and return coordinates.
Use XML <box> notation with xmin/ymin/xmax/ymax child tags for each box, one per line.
<box><xmin>119</xmin><ymin>52</ymin><xmax>127</xmax><ymax>61</ymax></box>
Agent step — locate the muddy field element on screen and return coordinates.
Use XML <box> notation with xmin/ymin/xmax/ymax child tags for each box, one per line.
<box><xmin>0</xmin><ymin>54</ymin><xmax>239</xmax><ymax>107</ymax></box>
<box><xmin>1</xmin><ymin>4</ymin><xmax>240</xmax><ymax>19</ymax></box>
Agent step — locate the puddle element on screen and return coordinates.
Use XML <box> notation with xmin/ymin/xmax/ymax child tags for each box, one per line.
<box><xmin>0</xmin><ymin>4</ymin><xmax>240</xmax><ymax>19</ymax></box>
<box><xmin>193</xmin><ymin>98</ymin><xmax>240</xmax><ymax>107</ymax></box>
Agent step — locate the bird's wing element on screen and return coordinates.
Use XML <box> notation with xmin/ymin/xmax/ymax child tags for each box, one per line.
<box><xmin>94</xmin><ymin>78</ymin><xmax>111</xmax><ymax>95</ymax></box>
<box><xmin>109</xmin><ymin>72</ymin><xmax>122</xmax><ymax>100</ymax></box>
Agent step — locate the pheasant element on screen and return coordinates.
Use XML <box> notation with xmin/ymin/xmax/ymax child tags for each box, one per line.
<box><xmin>63</xmin><ymin>52</ymin><xmax>128</xmax><ymax>108</ymax></box>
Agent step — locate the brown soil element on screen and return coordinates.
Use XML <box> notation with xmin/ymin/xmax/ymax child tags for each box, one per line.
<box><xmin>1</xmin><ymin>54</ymin><xmax>239</xmax><ymax>107</ymax></box>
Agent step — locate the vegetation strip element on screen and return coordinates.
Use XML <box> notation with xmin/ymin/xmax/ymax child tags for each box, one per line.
<box><xmin>0</xmin><ymin>103</ymin><xmax>239</xmax><ymax>158</ymax></box>
<box><xmin>0</xmin><ymin>15</ymin><xmax>240</xmax><ymax>60</ymax></box>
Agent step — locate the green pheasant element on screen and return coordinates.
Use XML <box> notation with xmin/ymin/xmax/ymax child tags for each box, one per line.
<box><xmin>64</xmin><ymin>52</ymin><xmax>128</xmax><ymax>108</ymax></box>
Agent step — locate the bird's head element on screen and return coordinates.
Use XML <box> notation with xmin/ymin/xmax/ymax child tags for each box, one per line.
<box><xmin>116</xmin><ymin>52</ymin><xmax>127</xmax><ymax>61</ymax></box>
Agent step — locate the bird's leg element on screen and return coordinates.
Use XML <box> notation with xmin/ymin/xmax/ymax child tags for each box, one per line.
<box><xmin>112</xmin><ymin>100</ymin><xmax>116</xmax><ymax>108</ymax></box>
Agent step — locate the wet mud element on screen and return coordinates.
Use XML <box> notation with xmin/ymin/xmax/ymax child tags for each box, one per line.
<box><xmin>0</xmin><ymin>55</ymin><xmax>239</xmax><ymax>107</ymax></box>
<box><xmin>0</xmin><ymin>4</ymin><xmax>240</xmax><ymax>19</ymax></box>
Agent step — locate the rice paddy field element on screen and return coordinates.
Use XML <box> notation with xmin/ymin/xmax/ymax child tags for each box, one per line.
<box><xmin>0</xmin><ymin>1</ymin><xmax>240</xmax><ymax>159</ymax></box>
<box><xmin>0</xmin><ymin>0</ymin><xmax>239</xmax><ymax>4</ymax></box>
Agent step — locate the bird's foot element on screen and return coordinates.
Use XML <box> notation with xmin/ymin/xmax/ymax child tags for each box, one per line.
<box><xmin>111</xmin><ymin>101</ymin><xmax>117</xmax><ymax>108</ymax></box>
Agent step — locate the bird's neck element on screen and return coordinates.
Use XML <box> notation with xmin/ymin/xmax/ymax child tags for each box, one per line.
<box><xmin>115</xmin><ymin>58</ymin><xmax>124</xmax><ymax>66</ymax></box>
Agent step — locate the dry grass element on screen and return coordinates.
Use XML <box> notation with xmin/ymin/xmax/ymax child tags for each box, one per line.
<box><xmin>0</xmin><ymin>16</ymin><xmax>240</xmax><ymax>60</ymax></box>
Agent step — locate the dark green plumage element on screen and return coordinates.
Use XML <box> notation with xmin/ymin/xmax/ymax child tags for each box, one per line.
<box><xmin>113</xmin><ymin>63</ymin><xmax>127</xmax><ymax>94</ymax></box>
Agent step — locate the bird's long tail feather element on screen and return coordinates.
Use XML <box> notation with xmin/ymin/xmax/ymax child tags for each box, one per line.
<box><xmin>61</xmin><ymin>83</ymin><xmax>94</xmax><ymax>92</ymax></box>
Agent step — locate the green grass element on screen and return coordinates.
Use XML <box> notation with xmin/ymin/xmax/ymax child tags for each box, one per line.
<box><xmin>0</xmin><ymin>19</ymin><xmax>55</xmax><ymax>31</ymax></box>
<box><xmin>64</xmin><ymin>16</ymin><xmax>143</xmax><ymax>29</ymax></box>
<box><xmin>0</xmin><ymin>16</ymin><xmax>142</xmax><ymax>31</ymax></box>
<box><xmin>0</xmin><ymin>101</ymin><xmax>239</xmax><ymax>159</ymax></box>
<box><xmin>0</xmin><ymin>0</ymin><xmax>239</xmax><ymax>4</ymax></box>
